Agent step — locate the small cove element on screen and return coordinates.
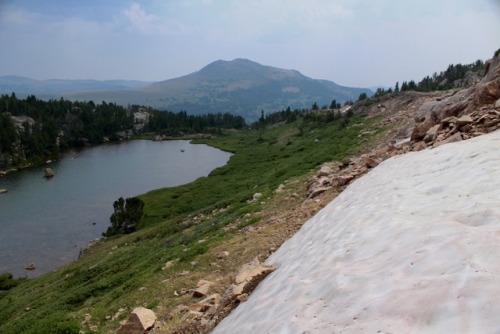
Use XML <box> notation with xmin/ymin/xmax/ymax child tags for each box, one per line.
<box><xmin>0</xmin><ymin>140</ymin><xmax>231</xmax><ymax>278</ymax></box>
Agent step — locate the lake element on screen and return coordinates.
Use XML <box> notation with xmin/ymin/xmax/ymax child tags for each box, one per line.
<box><xmin>0</xmin><ymin>140</ymin><xmax>232</xmax><ymax>278</ymax></box>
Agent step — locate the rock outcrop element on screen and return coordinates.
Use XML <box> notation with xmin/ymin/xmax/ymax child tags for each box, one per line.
<box><xmin>304</xmin><ymin>54</ymin><xmax>500</xmax><ymax>211</ymax></box>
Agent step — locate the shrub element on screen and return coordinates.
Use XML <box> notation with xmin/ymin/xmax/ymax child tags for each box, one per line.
<box><xmin>103</xmin><ymin>197</ymin><xmax>145</xmax><ymax>237</ymax></box>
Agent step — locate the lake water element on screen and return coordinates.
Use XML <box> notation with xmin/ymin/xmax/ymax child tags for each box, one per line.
<box><xmin>0</xmin><ymin>140</ymin><xmax>231</xmax><ymax>278</ymax></box>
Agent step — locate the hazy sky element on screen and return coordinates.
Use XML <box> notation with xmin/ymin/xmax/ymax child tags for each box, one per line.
<box><xmin>0</xmin><ymin>0</ymin><xmax>499</xmax><ymax>87</ymax></box>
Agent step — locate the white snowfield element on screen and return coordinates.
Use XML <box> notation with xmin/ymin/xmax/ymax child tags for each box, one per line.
<box><xmin>213</xmin><ymin>130</ymin><xmax>500</xmax><ymax>334</ymax></box>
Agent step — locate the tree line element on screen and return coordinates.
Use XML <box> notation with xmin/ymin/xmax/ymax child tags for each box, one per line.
<box><xmin>0</xmin><ymin>94</ymin><xmax>246</xmax><ymax>169</ymax></box>
<box><xmin>357</xmin><ymin>59</ymin><xmax>485</xmax><ymax>101</ymax></box>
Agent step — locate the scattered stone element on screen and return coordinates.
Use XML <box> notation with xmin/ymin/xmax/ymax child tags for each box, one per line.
<box><xmin>232</xmin><ymin>257</ymin><xmax>275</xmax><ymax>296</ymax></box>
<box><xmin>217</xmin><ymin>251</ymin><xmax>230</xmax><ymax>259</ymax></box>
<box><xmin>307</xmin><ymin>186</ymin><xmax>330</xmax><ymax>199</ymax></box>
<box><xmin>198</xmin><ymin>293</ymin><xmax>222</xmax><ymax>309</ymax></box>
<box><xmin>364</xmin><ymin>157</ymin><xmax>380</xmax><ymax>169</ymax></box>
<box><xmin>162</xmin><ymin>260</ymin><xmax>175</xmax><ymax>270</ymax></box>
<box><xmin>412</xmin><ymin>141</ymin><xmax>427</xmax><ymax>151</ymax></box>
<box><xmin>83</xmin><ymin>314</ymin><xmax>92</xmax><ymax>325</ymax></box>
<box><xmin>252</xmin><ymin>193</ymin><xmax>262</xmax><ymax>201</ymax></box>
<box><xmin>116</xmin><ymin>307</ymin><xmax>156</xmax><ymax>334</ymax></box>
<box><xmin>275</xmin><ymin>184</ymin><xmax>285</xmax><ymax>193</ymax></box>
<box><xmin>439</xmin><ymin>132</ymin><xmax>463</xmax><ymax>146</ymax></box>
<box><xmin>236</xmin><ymin>293</ymin><xmax>249</xmax><ymax>303</ymax></box>
<box><xmin>24</xmin><ymin>263</ymin><xmax>35</xmax><ymax>271</ymax></box>
<box><xmin>456</xmin><ymin>115</ymin><xmax>473</xmax><ymax>126</ymax></box>
<box><xmin>336</xmin><ymin>175</ymin><xmax>354</xmax><ymax>187</ymax></box>
<box><xmin>317</xmin><ymin>165</ymin><xmax>333</xmax><ymax>177</ymax></box>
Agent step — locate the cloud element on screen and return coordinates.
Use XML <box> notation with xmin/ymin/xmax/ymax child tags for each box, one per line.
<box><xmin>122</xmin><ymin>2</ymin><xmax>188</xmax><ymax>35</ymax></box>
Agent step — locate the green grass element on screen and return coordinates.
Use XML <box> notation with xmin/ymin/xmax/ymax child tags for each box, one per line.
<box><xmin>0</xmin><ymin>113</ymin><xmax>387</xmax><ymax>333</ymax></box>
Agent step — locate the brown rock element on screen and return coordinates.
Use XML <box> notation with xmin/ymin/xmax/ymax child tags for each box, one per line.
<box><xmin>456</xmin><ymin>115</ymin><xmax>473</xmax><ymax>126</ymax></box>
<box><xmin>423</xmin><ymin>124</ymin><xmax>441</xmax><ymax>143</ymax></box>
<box><xmin>193</xmin><ymin>280</ymin><xmax>213</xmax><ymax>298</ymax></box>
<box><xmin>236</xmin><ymin>293</ymin><xmax>249</xmax><ymax>303</ymax></box>
<box><xmin>116</xmin><ymin>307</ymin><xmax>156</xmax><ymax>334</ymax></box>
<box><xmin>459</xmin><ymin>124</ymin><xmax>472</xmax><ymax>133</ymax></box>
<box><xmin>474</xmin><ymin>80</ymin><xmax>500</xmax><ymax>106</ymax></box>
<box><xmin>436</xmin><ymin>132</ymin><xmax>462</xmax><ymax>147</ymax></box>
<box><xmin>410</xmin><ymin>119</ymin><xmax>435</xmax><ymax>141</ymax></box>
<box><xmin>483</xmin><ymin>118</ymin><xmax>499</xmax><ymax>128</ymax></box>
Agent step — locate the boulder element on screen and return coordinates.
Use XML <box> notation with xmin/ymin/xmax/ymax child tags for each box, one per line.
<box><xmin>116</xmin><ymin>307</ymin><xmax>156</xmax><ymax>334</ymax></box>
<box><xmin>423</xmin><ymin>124</ymin><xmax>441</xmax><ymax>143</ymax></box>
<box><xmin>456</xmin><ymin>115</ymin><xmax>473</xmax><ymax>126</ymax></box>
<box><xmin>410</xmin><ymin>119</ymin><xmax>435</xmax><ymax>141</ymax></box>
<box><xmin>435</xmin><ymin>132</ymin><xmax>462</xmax><ymax>147</ymax></box>
<box><xmin>44</xmin><ymin>168</ymin><xmax>54</xmax><ymax>178</ymax></box>
<box><xmin>193</xmin><ymin>280</ymin><xmax>213</xmax><ymax>298</ymax></box>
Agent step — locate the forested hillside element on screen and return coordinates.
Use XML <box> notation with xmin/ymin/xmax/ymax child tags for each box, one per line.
<box><xmin>0</xmin><ymin>94</ymin><xmax>245</xmax><ymax>169</ymax></box>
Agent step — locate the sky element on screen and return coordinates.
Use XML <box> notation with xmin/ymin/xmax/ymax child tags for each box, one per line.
<box><xmin>0</xmin><ymin>0</ymin><xmax>499</xmax><ymax>87</ymax></box>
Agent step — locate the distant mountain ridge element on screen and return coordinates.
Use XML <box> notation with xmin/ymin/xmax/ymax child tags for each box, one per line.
<box><xmin>2</xmin><ymin>59</ymin><xmax>372</xmax><ymax>121</ymax></box>
<box><xmin>0</xmin><ymin>76</ymin><xmax>152</xmax><ymax>97</ymax></box>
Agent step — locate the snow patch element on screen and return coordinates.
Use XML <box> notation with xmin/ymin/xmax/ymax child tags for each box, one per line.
<box><xmin>213</xmin><ymin>130</ymin><xmax>500</xmax><ymax>334</ymax></box>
